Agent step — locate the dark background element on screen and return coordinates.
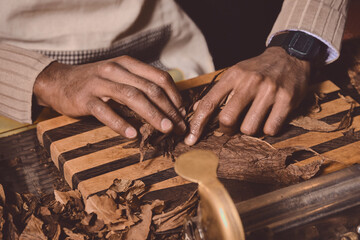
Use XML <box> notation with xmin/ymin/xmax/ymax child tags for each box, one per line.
<box><xmin>176</xmin><ymin>0</ymin><xmax>284</xmax><ymax>69</ymax></box>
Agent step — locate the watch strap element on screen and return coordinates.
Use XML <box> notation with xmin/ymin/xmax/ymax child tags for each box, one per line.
<box><xmin>268</xmin><ymin>31</ymin><xmax>328</xmax><ymax>64</ymax></box>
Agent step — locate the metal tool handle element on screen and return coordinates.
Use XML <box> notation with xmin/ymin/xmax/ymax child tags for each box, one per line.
<box><xmin>237</xmin><ymin>164</ymin><xmax>360</xmax><ymax>237</ymax></box>
<box><xmin>175</xmin><ymin>150</ymin><xmax>245</xmax><ymax>240</ymax></box>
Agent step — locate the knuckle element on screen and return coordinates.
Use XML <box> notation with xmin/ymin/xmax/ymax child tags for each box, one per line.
<box><xmin>146</xmin><ymin>107</ymin><xmax>159</xmax><ymax>119</ymax></box>
<box><xmin>226</xmin><ymin>66</ymin><xmax>244</xmax><ymax>79</ymax></box>
<box><xmin>123</xmin><ymin>86</ymin><xmax>142</xmax><ymax>100</ymax></box>
<box><xmin>276</xmin><ymin>90</ymin><xmax>295</xmax><ymax>107</ymax></box>
<box><xmin>264</xmin><ymin>80</ymin><xmax>277</xmax><ymax>95</ymax></box>
<box><xmin>248</xmin><ymin>71</ymin><xmax>264</xmax><ymax>83</ymax></box>
<box><xmin>219</xmin><ymin>112</ymin><xmax>236</xmax><ymax>127</ymax></box>
<box><xmin>157</xmin><ymin>71</ymin><xmax>173</xmax><ymax>85</ymax></box>
<box><xmin>86</xmin><ymin>100</ymin><xmax>104</xmax><ymax>115</ymax></box>
<box><xmin>98</xmin><ymin>62</ymin><xmax>118</xmax><ymax>75</ymax></box>
<box><xmin>166</xmin><ymin>108</ymin><xmax>180</xmax><ymax>121</ymax></box>
<box><xmin>248</xmin><ymin>112</ymin><xmax>261</xmax><ymax>123</ymax></box>
<box><xmin>278</xmin><ymin>90</ymin><xmax>292</xmax><ymax>102</ymax></box>
<box><xmin>198</xmin><ymin>99</ymin><xmax>215</xmax><ymax>113</ymax></box>
<box><xmin>112</xmin><ymin>119</ymin><xmax>127</xmax><ymax>132</ymax></box>
<box><xmin>118</xmin><ymin>55</ymin><xmax>132</xmax><ymax>62</ymax></box>
<box><xmin>147</xmin><ymin>83</ymin><xmax>164</xmax><ymax>99</ymax></box>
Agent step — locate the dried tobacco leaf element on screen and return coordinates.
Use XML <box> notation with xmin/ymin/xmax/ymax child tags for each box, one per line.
<box><xmin>125</xmin><ymin>180</ymin><xmax>146</xmax><ymax>201</ymax></box>
<box><xmin>109</xmin><ymin>179</ymin><xmax>133</xmax><ymax>193</ymax></box>
<box><xmin>0</xmin><ymin>206</ymin><xmax>4</xmax><ymax>239</ymax></box>
<box><xmin>81</xmin><ymin>212</ymin><xmax>96</xmax><ymax>226</ymax></box>
<box><xmin>39</xmin><ymin>206</ymin><xmax>51</xmax><ymax>216</ymax></box>
<box><xmin>107</xmin><ymin>219</ymin><xmax>134</xmax><ymax>232</ymax></box>
<box><xmin>50</xmin><ymin>201</ymin><xmax>64</xmax><ymax>214</ymax></box>
<box><xmin>174</xmin><ymin>135</ymin><xmax>325</xmax><ymax>185</ymax></box>
<box><xmin>347</xmin><ymin>40</ymin><xmax>360</xmax><ymax>94</ymax></box>
<box><xmin>218</xmin><ymin>136</ymin><xmax>325</xmax><ymax>184</ymax></box>
<box><xmin>105</xmin><ymin>189</ymin><xmax>118</xmax><ymax>200</ymax></box>
<box><xmin>125</xmin><ymin>202</ymin><xmax>160</xmax><ymax>240</ymax></box>
<box><xmin>54</xmin><ymin>190</ymin><xmax>81</xmax><ymax>205</ymax></box>
<box><xmin>5</xmin><ymin>213</ymin><xmax>19</xmax><ymax>240</ymax></box>
<box><xmin>51</xmin><ymin>224</ymin><xmax>61</xmax><ymax>240</ymax></box>
<box><xmin>21</xmin><ymin>194</ymin><xmax>39</xmax><ymax>224</ymax></box>
<box><xmin>44</xmin><ymin>222</ymin><xmax>61</xmax><ymax>240</ymax></box>
<box><xmin>63</xmin><ymin>227</ymin><xmax>87</xmax><ymax>240</ymax></box>
<box><xmin>0</xmin><ymin>184</ymin><xmax>5</xmax><ymax>205</ymax></box>
<box><xmin>310</xmin><ymin>93</ymin><xmax>323</xmax><ymax>113</ymax></box>
<box><xmin>106</xmin><ymin>230</ymin><xmax>126</xmax><ymax>240</ymax></box>
<box><xmin>349</xmin><ymin>64</ymin><xmax>360</xmax><ymax>94</ymax></box>
<box><xmin>343</xmin><ymin>128</ymin><xmax>360</xmax><ymax>140</ymax></box>
<box><xmin>139</xmin><ymin>124</ymin><xmax>156</xmax><ymax>161</ymax></box>
<box><xmin>84</xmin><ymin>195</ymin><xmax>122</xmax><ymax>225</ymax></box>
<box><xmin>19</xmin><ymin>214</ymin><xmax>47</xmax><ymax>240</ymax></box>
<box><xmin>290</xmin><ymin>102</ymin><xmax>354</xmax><ymax>132</ymax></box>
<box><xmin>85</xmin><ymin>218</ymin><xmax>105</xmax><ymax>233</ymax></box>
<box><xmin>153</xmin><ymin>191</ymin><xmax>198</xmax><ymax>233</ymax></box>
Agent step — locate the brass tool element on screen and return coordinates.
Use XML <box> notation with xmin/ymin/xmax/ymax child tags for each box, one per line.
<box><xmin>175</xmin><ymin>150</ymin><xmax>245</xmax><ymax>240</ymax></box>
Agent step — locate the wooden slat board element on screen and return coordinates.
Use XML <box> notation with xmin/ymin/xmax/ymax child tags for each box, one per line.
<box><xmin>37</xmin><ymin>77</ymin><xmax>360</xmax><ymax>203</ymax></box>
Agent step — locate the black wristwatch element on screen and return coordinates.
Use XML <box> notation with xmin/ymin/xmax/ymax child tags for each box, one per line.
<box><xmin>268</xmin><ymin>31</ymin><xmax>328</xmax><ymax>65</ymax></box>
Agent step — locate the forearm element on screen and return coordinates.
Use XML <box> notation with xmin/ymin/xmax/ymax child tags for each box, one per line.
<box><xmin>0</xmin><ymin>43</ymin><xmax>54</xmax><ymax>123</ymax></box>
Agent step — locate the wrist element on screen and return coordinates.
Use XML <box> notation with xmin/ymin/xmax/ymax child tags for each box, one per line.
<box><xmin>265</xmin><ymin>46</ymin><xmax>311</xmax><ymax>73</ymax></box>
<box><xmin>33</xmin><ymin>61</ymin><xmax>64</xmax><ymax>107</ymax></box>
<box><xmin>268</xmin><ymin>31</ymin><xmax>328</xmax><ymax>67</ymax></box>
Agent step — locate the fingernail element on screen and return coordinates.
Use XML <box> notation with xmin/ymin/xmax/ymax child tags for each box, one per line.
<box><xmin>179</xmin><ymin>107</ymin><xmax>186</xmax><ymax>117</ymax></box>
<box><xmin>125</xmin><ymin>127</ymin><xmax>137</xmax><ymax>138</ymax></box>
<box><xmin>184</xmin><ymin>133</ymin><xmax>197</xmax><ymax>146</ymax></box>
<box><xmin>161</xmin><ymin>118</ymin><xmax>173</xmax><ymax>131</ymax></box>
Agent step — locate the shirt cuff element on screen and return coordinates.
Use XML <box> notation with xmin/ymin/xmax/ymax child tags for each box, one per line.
<box><xmin>266</xmin><ymin>0</ymin><xmax>350</xmax><ymax>64</ymax></box>
<box><xmin>267</xmin><ymin>29</ymin><xmax>338</xmax><ymax>63</ymax></box>
<box><xmin>0</xmin><ymin>43</ymin><xmax>55</xmax><ymax>123</ymax></box>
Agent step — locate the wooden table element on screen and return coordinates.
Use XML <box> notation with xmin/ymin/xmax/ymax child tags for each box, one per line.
<box><xmin>35</xmin><ymin>71</ymin><xmax>360</xmax><ymax>204</ymax></box>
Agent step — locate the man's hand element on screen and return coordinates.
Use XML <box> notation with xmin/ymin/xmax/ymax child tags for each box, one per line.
<box><xmin>34</xmin><ymin>56</ymin><xmax>186</xmax><ymax>139</ymax></box>
<box><xmin>185</xmin><ymin>47</ymin><xmax>311</xmax><ymax>145</ymax></box>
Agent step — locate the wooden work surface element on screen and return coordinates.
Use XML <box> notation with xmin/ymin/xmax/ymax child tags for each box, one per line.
<box><xmin>36</xmin><ymin>72</ymin><xmax>360</xmax><ymax>203</ymax></box>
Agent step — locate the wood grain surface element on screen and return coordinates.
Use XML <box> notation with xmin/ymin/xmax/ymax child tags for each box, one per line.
<box><xmin>37</xmin><ymin>75</ymin><xmax>360</xmax><ymax>203</ymax></box>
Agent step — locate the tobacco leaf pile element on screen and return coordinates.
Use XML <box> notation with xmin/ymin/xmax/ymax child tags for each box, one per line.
<box><xmin>0</xmin><ymin>180</ymin><xmax>197</xmax><ymax>240</ymax></box>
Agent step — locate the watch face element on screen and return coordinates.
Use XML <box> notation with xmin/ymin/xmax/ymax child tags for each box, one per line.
<box><xmin>288</xmin><ymin>32</ymin><xmax>314</xmax><ymax>58</ymax></box>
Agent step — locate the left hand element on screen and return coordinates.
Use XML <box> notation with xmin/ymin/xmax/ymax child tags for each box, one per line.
<box><xmin>185</xmin><ymin>46</ymin><xmax>311</xmax><ymax>145</ymax></box>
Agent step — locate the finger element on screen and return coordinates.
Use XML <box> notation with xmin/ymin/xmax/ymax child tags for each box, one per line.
<box><xmin>98</xmin><ymin>62</ymin><xmax>186</xmax><ymax>133</ymax></box>
<box><xmin>97</xmin><ymin>81</ymin><xmax>174</xmax><ymax>134</ymax></box>
<box><xmin>140</xmin><ymin>81</ymin><xmax>186</xmax><ymax>134</ymax></box>
<box><xmin>185</xmin><ymin>81</ymin><xmax>232</xmax><ymax>145</ymax></box>
<box><xmin>263</xmin><ymin>91</ymin><xmax>292</xmax><ymax>136</ymax></box>
<box><xmin>240</xmin><ymin>82</ymin><xmax>276</xmax><ymax>135</ymax></box>
<box><xmin>86</xmin><ymin>98</ymin><xmax>137</xmax><ymax>139</ymax></box>
<box><xmin>113</xmin><ymin>56</ymin><xmax>183</xmax><ymax>109</ymax></box>
<box><xmin>218</xmin><ymin>89</ymin><xmax>254</xmax><ymax>134</ymax></box>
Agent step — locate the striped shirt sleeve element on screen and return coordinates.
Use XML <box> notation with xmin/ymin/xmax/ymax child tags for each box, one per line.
<box><xmin>0</xmin><ymin>43</ymin><xmax>54</xmax><ymax>123</ymax></box>
<box><xmin>267</xmin><ymin>0</ymin><xmax>350</xmax><ymax>63</ymax></box>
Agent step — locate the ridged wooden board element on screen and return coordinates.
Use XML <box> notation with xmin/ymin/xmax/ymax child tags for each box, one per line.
<box><xmin>37</xmin><ymin>75</ymin><xmax>360</xmax><ymax>203</ymax></box>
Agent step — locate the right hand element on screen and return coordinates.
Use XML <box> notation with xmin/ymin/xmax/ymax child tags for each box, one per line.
<box><xmin>34</xmin><ymin>56</ymin><xmax>186</xmax><ymax>139</ymax></box>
